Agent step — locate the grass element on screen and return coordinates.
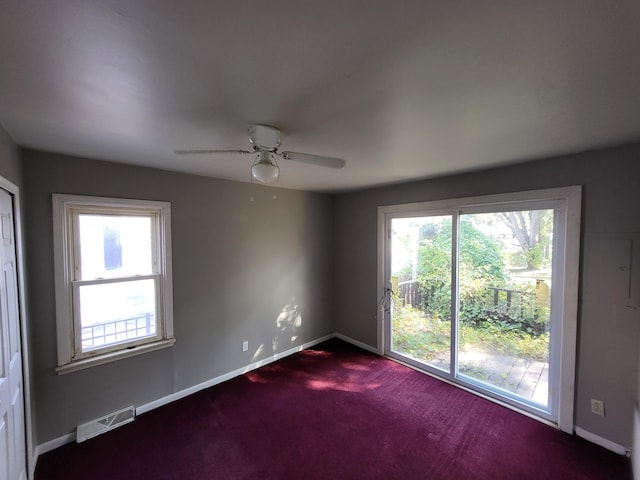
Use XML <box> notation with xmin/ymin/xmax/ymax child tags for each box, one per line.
<box><xmin>392</xmin><ymin>305</ymin><xmax>549</xmax><ymax>363</ymax></box>
<box><xmin>391</xmin><ymin>305</ymin><xmax>451</xmax><ymax>362</ymax></box>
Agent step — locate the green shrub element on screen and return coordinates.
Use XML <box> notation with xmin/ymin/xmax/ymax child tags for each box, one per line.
<box><xmin>392</xmin><ymin>303</ymin><xmax>549</xmax><ymax>363</ymax></box>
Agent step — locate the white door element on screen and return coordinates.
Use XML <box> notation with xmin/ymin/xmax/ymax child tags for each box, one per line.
<box><xmin>0</xmin><ymin>188</ymin><xmax>27</xmax><ymax>480</ymax></box>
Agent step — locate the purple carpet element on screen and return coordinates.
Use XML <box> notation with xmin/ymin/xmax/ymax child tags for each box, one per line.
<box><xmin>35</xmin><ymin>339</ymin><xmax>631</xmax><ymax>479</ymax></box>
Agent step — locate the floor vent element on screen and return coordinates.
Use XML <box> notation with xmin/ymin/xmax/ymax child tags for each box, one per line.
<box><xmin>76</xmin><ymin>406</ymin><xmax>136</xmax><ymax>443</ymax></box>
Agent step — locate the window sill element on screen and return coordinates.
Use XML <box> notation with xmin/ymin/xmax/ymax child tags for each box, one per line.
<box><xmin>55</xmin><ymin>338</ymin><xmax>176</xmax><ymax>375</ymax></box>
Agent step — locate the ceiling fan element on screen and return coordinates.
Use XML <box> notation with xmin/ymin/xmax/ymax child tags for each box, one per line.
<box><xmin>175</xmin><ymin>125</ymin><xmax>346</xmax><ymax>184</ymax></box>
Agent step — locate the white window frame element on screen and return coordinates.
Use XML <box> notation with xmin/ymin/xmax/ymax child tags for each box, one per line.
<box><xmin>53</xmin><ymin>194</ymin><xmax>175</xmax><ymax>374</ymax></box>
<box><xmin>377</xmin><ymin>186</ymin><xmax>582</xmax><ymax>433</ymax></box>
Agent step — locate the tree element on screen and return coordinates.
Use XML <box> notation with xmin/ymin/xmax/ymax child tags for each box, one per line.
<box><xmin>415</xmin><ymin>218</ymin><xmax>506</xmax><ymax>321</ymax></box>
<box><xmin>498</xmin><ymin>210</ymin><xmax>552</xmax><ymax>270</ymax></box>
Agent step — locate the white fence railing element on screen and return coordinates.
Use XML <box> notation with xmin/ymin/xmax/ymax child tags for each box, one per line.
<box><xmin>81</xmin><ymin>313</ymin><xmax>155</xmax><ymax>349</ymax></box>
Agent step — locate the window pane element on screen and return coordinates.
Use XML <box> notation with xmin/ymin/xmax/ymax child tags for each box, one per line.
<box><xmin>78</xmin><ymin>279</ymin><xmax>157</xmax><ymax>352</ymax></box>
<box><xmin>77</xmin><ymin>214</ymin><xmax>153</xmax><ymax>280</ymax></box>
<box><xmin>458</xmin><ymin>210</ymin><xmax>553</xmax><ymax>407</ymax></box>
<box><xmin>390</xmin><ymin>215</ymin><xmax>452</xmax><ymax>372</ymax></box>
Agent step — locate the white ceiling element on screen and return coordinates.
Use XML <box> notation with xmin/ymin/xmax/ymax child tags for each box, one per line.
<box><xmin>2</xmin><ymin>1</ymin><xmax>640</xmax><ymax>192</ymax></box>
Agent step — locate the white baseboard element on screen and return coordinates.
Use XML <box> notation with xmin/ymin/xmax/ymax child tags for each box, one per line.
<box><xmin>333</xmin><ymin>332</ymin><xmax>378</xmax><ymax>354</ymax></box>
<box><xmin>136</xmin><ymin>334</ymin><xmax>333</xmax><ymax>415</ymax></box>
<box><xmin>35</xmin><ymin>432</ymin><xmax>76</xmax><ymax>457</ymax></box>
<box><xmin>575</xmin><ymin>426</ymin><xmax>630</xmax><ymax>456</ymax></box>
<box><xmin>35</xmin><ymin>334</ymin><xmax>334</xmax><ymax>458</ymax></box>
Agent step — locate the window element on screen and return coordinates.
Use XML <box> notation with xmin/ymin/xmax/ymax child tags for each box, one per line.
<box><xmin>53</xmin><ymin>195</ymin><xmax>174</xmax><ymax>373</ymax></box>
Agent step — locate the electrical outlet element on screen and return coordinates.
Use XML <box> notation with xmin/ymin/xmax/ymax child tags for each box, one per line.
<box><xmin>242</xmin><ymin>341</ymin><xmax>248</xmax><ymax>352</ymax></box>
<box><xmin>591</xmin><ymin>399</ymin><xmax>605</xmax><ymax>416</ymax></box>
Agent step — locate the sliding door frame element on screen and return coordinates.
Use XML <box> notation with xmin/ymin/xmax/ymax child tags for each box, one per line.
<box><xmin>377</xmin><ymin>186</ymin><xmax>582</xmax><ymax>433</ymax></box>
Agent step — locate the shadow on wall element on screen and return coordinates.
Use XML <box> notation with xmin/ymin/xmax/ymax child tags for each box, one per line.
<box><xmin>251</xmin><ymin>303</ymin><xmax>303</xmax><ymax>361</ymax></box>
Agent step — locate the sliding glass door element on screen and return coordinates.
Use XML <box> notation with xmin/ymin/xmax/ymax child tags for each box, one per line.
<box><xmin>381</xmin><ymin>188</ymin><xmax>581</xmax><ymax>427</ymax></box>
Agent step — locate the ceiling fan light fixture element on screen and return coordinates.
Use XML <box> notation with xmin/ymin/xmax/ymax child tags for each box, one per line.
<box><xmin>175</xmin><ymin>125</ymin><xmax>346</xmax><ymax>184</ymax></box>
<box><xmin>251</xmin><ymin>151</ymin><xmax>279</xmax><ymax>184</ymax></box>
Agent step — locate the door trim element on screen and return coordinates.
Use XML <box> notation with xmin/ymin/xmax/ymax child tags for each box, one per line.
<box><xmin>377</xmin><ymin>186</ymin><xmax>582</xmax><ymax>434</ymax></box>
<box><xmin>0</xmin><ymin>175</ymin><xmax>34</xmax><ymax>479</ymax></box>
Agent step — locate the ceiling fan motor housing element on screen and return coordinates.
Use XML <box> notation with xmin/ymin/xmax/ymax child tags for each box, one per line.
<box><xmin>249</xmin><ymin>125</ymin><xmax>282</xmax><ymax>151</ymax></box>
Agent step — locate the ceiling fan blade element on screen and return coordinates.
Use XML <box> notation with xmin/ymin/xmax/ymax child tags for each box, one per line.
<box><xmin>174</xmin><ymin>149</ymin><xmax>253</xmax><ymax>155</ymax></box>
<box><xmin>280</xmin><ymin>151</ymin><xmax>346</xmax><ymax>169</ymax></box>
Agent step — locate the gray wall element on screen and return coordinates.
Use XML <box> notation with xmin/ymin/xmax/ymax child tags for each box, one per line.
<box><xmin>0</xmin><ymin>126</ymin><xmax>21</xmax><ymax>186</ymax></box>
<box><xmin>22</xmin><ymin>149</ymin><xmax>334</xmax><ymax>444</ymax></box>
<box><xmin>333</xmin><ymin>142</ymin><xmax>640</xmax><ymax>448</ymax></box>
